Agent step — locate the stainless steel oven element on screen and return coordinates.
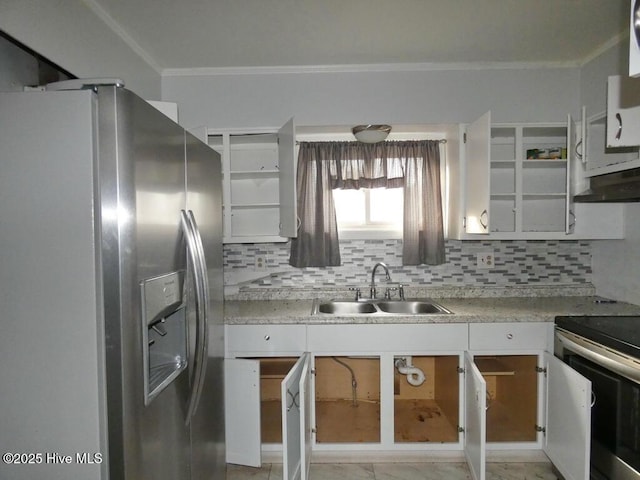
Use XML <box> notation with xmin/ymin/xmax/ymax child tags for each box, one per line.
<box><xmin>555</xmin><ymin>316</ymin><xmax>640</xmax><ymax>480</ymax></box>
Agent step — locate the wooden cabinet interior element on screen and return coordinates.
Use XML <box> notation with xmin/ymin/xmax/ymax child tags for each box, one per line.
<box><xmin>393</xmin><ymin>355</ymin><xmax>459</xmax><ymax>443</ymax></box>
<box><xmin>257</xmin><ymin>357</ymin><xmax>299</xmax><ymax>443</ymax></box>
<box><xmin>314</xmin><ymin>356</ymin><xmax>381</xmax><ymax>443</ymax></box>
<box><xmin>476</xmin><ymin>355</ymin><xmax>538</xmax><ymax>443</ymax></box>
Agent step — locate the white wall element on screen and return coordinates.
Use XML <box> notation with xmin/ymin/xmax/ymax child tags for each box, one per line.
<box><xmin>580</xmin><ymin>41</ymin><xmax>628</xmax><ymax>116</ymax></box>
<box><xmin>581</xmin><ymin>39</ymin><xmax>640</xmax><ymax>305</ymax></box>
<box><xmin>162</xmin><ymin>66</ymin><xmax>580</xmax><ymax>130</ymax></box>
<box><xmin>592</xmin><ymin>205</ymin><xmax>640</xmax><ymax>304</ymax></box>
<box><xmin>0</xmin><ymin>0</ymin><xmax>161</xmax><ymax>99</ymax></box>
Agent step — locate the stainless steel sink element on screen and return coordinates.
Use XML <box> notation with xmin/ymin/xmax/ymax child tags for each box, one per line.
<box><xmin>316</xmin><ymin>301</ymin><xmax>378</xmax><ymax>314</ymax></box>
<box><xmin>375</xmin><ymin>301</ymin><xmax>451</xmax><ymax>314</ymax></box>
<box><xmin>311</xmin><ymin>299</ymin><xmax>452</xmax><ymax>315</ymax></box>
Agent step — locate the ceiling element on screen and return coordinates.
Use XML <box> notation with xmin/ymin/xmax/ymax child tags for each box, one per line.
<box><xmin>88</xmin><ymin>0</ymin><xmax>630</xmax><ymax>72</ymax></box>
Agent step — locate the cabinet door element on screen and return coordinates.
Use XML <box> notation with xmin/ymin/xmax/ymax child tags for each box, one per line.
<box><xmin>607</xmin><ymin>75</ymin><xmax>640</xmax><ymax>148</ymax></box>
<box><xmin>464</xmin><ymin>111</ymin><xmax>491</xmax><ymax>234</ymax></box>
<box><xmin>543</xmin><ymin>352</ymin><xmax>591</xmax><ymax>480</ymax></box>
<box><xmin>225</xmin><ymin>359</ymin><xmax>261</xmax><ymax>467</ymax></box>
<box><xmin>464</xmin><ymin>352</ymin><xmax>486</xmax><ymax>480</ymax></box>
<box><xmin>565</xmin><ymin>114</ymin><xmax>574</xmax><ymax>234</ymax></box>
<box><xmin>278</xmin><ymin>117</ymin><xmax>298</xmax><ymax>238</ymax></box>
<box><xmin>282</xmin><ymin>353</ymin><xmax>311</xmax><ymax>480</ymax></box>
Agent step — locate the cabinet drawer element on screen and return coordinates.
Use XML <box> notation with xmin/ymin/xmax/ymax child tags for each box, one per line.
<box><xmin>226</xmin><ymin>324</ymin><xmax>306</xmax><ymax>355</ymax></box>
<box><xmin>307</xmin><ymin>323</ymin><xmax>468</xmax><ymax>353</ymax></box>
<box><xmin>468</xmin><ymin>322</ymin><xmax>551</xmax><ymax>351</ymax></box>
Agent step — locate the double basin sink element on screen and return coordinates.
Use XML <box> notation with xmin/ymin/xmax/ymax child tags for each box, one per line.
<box><xmin>311</xmin><ymin>298</ymin><xmax>452</xmax><ymax>316</ymax></box>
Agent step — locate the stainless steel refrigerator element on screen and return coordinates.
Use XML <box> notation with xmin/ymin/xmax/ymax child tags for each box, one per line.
<box><xmin>0</xmin><ymin>80</ymin><xmax>225</xmax><ymax>480</ymax></box>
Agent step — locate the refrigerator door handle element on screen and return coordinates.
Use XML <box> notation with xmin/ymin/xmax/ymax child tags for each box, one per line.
<box><xmin>180</xmin><ymin>210</ymin><xmax>209</xmax><ymax>425</ymax></box>
<box><xmin>188</xmin><ymin>209</ymin><xmax>210</xmax><ymax>412</ymax></box>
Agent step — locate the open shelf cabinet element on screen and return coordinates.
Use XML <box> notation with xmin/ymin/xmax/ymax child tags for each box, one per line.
<box><xmin>208</xmin><ymin>118</ymin><xmax>297</xmax><ymax>243</ymax></box>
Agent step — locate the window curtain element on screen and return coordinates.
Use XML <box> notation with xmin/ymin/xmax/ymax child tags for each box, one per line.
<box><xmin>289</xmin><ymin>140</ymin><xmax>445</xmax><ymax>267</ymax></box>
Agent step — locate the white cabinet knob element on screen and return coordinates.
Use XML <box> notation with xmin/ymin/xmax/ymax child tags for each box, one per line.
<box><xmin>506</xmin><ymin>333</ymin><xmax>514</xmax><ymax>340</ymax></box>
<box><xmin>264</xmin><ymin>335</ymin><xmax>270</xmax><ymax>341</ymax></box>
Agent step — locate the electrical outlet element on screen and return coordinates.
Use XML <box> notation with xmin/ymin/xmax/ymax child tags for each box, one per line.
<box><xmin>476</xmin><ymin>252</ymin><xmax>494</xmax><ymax>269</ymax></box>
<box><xmin>254</xmin><ymin>255</ymin><xmax>266</xmax><ymax>270</ymax></box>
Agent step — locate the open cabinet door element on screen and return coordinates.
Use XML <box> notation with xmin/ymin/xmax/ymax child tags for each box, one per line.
<box><xmin>278</xmin><ymin>117</ymin><xmax>297</xmax><ymax>238</ymax></box>
<box><xmin>282</xmin><ymin>353</ymin><xmax>311</xmax><ymax>480</ymax></box>
<box><xmin>464</xmin><ymin>111</ymin><xmax>491</xmax><ymax>234</ymax></box>
<box><xmin>543</xmin><ymin>352</ymin><xmax>591</xmax><ymax>480</ymax></box>
<box><xmin>565</xmin><ymin>113</ymin><xmax>575</xmax><ymax>234</ymax></box>
<box><xmin>300</xmin><ymin>354</ymin><xmax>312</xmax><ymax>480</ymax></box>
<box><xmin>225</xmin><ymin>359</ymin><xmax>261</xmax><ymax>467</ymax></box>
<box><xmin>464</xmin><ymin>352</ymin><xmax>486</xmax><ymax>480</ymax></box>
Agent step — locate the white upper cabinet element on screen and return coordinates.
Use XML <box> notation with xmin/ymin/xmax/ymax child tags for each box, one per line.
<box><xmin>464</xmin><ymin>112</ymin><xmax>491</xmax><ymax>234</ymax></box>
<box><xmin>460</xmin><ymin>113</ymin><xmax>572</xmax><ymax>239</ymax></box>
<box><xmin>630</xmin><ymin>0</ymin><xmax>640</xmax><ymax>77</ymax></box>
<box><xmin>454</xmin><ymin>112</ymin><xmax>624</xmax><ymax>240</ymax></box>
<box><xmin>209</xmin><ymin>117</ymin><xmax>297</xmax><ymax>243</ymax></box>
<box><xmin>607</xmin><ymin>75</ymin><xmax>640</xmax><ymax>148</ymax></box>
<box><xmin>278</xmin><ymin>117</ymin><xmax>298</xmax><ymax>238</ymax></box>
<box><xmin>581</xmin><ymin>109</ymin><xmax>640</xmax><ymax>177</ymax></box>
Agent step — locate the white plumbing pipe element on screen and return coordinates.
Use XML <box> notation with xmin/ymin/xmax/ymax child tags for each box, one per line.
<box><xmin>394</xmin><ymin>358</ymin><xmax>426</xmax><ymax>386</ymax></box>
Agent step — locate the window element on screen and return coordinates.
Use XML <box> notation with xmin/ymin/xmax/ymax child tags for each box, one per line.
<box><xmin>333</xmin><ymin>187</ymin><xmax>403</xmax><ymax>239</ymax></box>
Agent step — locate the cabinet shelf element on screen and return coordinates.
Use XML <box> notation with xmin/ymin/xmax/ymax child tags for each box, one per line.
<box><xmin>230</xmin><ymin>203</ymin><xmax>280</xmax><ymax>209</ymax></box>
<box><xmin>230</xmin><ymin>169</ymin><xmax>280</xmax><ymax>179</ymax></box>
<box><xmin>522</xmin><ymin>193</ymin><xmax>566</xmax><ymax>198</ymax></box>
<box><xmin>522</xmin><ymin>160</ymin><xmax>567</xmax><ymax>168</ymax></box>
<box><xmin>476</xmin><ymin>357</ymin><xmax>515</xmax><ymax>376</ymax></box>
<box><xmin>491</xmin><ymin>160</ymin><xmax>516</xmax><ymax>167</ymax></box>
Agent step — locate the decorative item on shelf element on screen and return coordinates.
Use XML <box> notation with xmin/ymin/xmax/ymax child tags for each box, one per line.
<box><xmin>526</xmin><ymin>147</ymin><xmax>566</xmax><ymax>160</ymax></box>
<box><xmin>352</xmin><ymin>124</ymin><xmax>392</xmax><ymax>143</ymax></box>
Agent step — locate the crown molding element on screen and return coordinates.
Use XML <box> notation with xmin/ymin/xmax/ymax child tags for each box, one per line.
<box><xmin>161</xmin><ymin>60</ymin><xmax>584</xmax><ymax>77</ymax></box>
<box><xmin>83</xmin><ymin>0</ymin><xmax>163</xmax><ymax>74</ymax></box>
<box><xmin>578</xmin><ymin>30</ymin><xmax>628</xmax><ymax>67</ymax></box>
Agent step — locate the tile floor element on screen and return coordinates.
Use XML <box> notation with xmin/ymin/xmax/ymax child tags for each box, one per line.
<box><xmin>226</xmin><ymin>462</ymin><xmax>557</xmax><ymax>480</ymax></box>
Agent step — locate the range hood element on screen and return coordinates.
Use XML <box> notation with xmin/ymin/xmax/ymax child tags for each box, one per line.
<box><xmin>574</xmin><ymin>167</ymin><xmax>640</xmax><ymax>202</ymax></box>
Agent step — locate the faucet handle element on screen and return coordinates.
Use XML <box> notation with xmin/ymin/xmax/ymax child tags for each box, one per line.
<box><xmin>399</xmin><ymin>284</ymin><xmax>405</xmax><ymax>300</ymax></box>
<box><xmin>384</xmin><ymin>287</ymin><xmax>397</xmax><ymax>299</ymax></box>
<box><xmin>348</xmin><ymin>287</ymin><xmax>362</xmax><ymax>301</ymax></box>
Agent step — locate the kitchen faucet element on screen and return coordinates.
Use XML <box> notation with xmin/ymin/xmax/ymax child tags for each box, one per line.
<box><xmin>370</xmin><ymin>262</ymin><xmax>391</xmax><ymax>299</ymax></box>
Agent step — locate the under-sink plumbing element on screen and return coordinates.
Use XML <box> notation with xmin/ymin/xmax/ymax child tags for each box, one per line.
<box><xmin>394</xmin><ymin>356</ymin><xmax>425</xmax><ymax>387</ymax></box>
<box><xmin>331</xmin><ymin>357</ymin><xmax>358</xmax><ymax>407</ymax></box>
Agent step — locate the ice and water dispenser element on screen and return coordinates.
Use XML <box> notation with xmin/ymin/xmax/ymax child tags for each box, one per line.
<box><xmin>141</xmin><ymin>270</ymin><xmax>188</xmax><ymax>405</ymax></box>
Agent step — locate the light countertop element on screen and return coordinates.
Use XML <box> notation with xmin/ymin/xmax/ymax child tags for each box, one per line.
<box><xmin>224</xmin><ymin>288</ymin><xmax>640</xmax><ymax>325</ymax></box>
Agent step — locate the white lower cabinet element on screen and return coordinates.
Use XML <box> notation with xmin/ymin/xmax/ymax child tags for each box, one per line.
<box><xmin>468</xmin><ymin>323</ymin><xmax>591</xmax><ymax>480</ymax></box>
<box><xmin>225</xmin><ymin>322</ymin><xmax>591</xmax><ymax>480</ymax></box>
<box><xmin>225</xmin><ymin>354</ymin><xmax>312</xmax><ymax>480</ymax></box>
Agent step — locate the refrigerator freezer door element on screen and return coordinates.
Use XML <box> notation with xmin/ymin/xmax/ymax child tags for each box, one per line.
<box><xmin>0</xmin><ymin>89</ymin><xmax>107</xmax><ymax>480</ymax></box>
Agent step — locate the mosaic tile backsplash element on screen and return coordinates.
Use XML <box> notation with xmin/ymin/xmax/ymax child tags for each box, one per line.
<box><xmin>224</xmin><ymin>239</ymin><xmax>592</xmax><ymax>291</ymax></box>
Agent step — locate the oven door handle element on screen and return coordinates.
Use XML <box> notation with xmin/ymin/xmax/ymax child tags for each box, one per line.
<box><xmin>557</xmin><ymin>330</ymin><xmax>640</xmax><ymax>385</ymax></box>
